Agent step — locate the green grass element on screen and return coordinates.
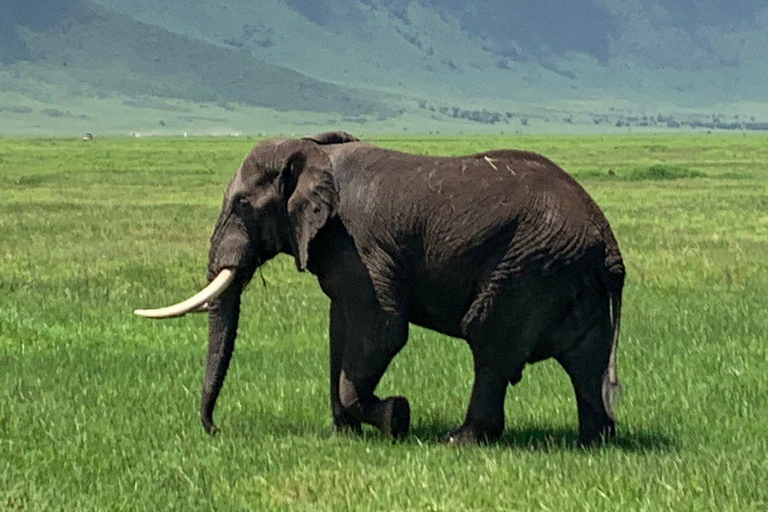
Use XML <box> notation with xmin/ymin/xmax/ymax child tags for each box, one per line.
<box><xmin>1</xmin><ymin>134</ymin><xmax>767</xmax><ymax>511</ymax></box>
<box><xmin>573</xmin><ymin>164</ymin><xmax>709</xmax><ymax>181</ymax></box>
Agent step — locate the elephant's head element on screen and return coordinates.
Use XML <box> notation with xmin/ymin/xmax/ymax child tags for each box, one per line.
<box><xmin>135</xmin><ymin>132</ymin><xmax>358</xmax><ymax>434</ymax></box>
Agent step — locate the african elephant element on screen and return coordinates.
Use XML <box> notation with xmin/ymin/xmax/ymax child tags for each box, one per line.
<box><xmin>136</xmin><ymin>131</ymin><xmax>625</xmax><ymax>445</ymax></box>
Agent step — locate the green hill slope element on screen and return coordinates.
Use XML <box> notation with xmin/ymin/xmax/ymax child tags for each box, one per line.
<box><xmin>3</xmin><ymin>0</ymin><xmax>768</xmax><ymax>134</ymax></box>
<box><xmin>0</xmin><ymin>0</ymin><xmax>395</xmax><ymax>134</ymax></box>
<box><xmin>88</xmin><ymin>0</ymin><xmax>571</xmax><ymax>103</ymax></box>
<box><xmin>92</xmin><ymin>0</ymin><xmax>768</xmax><ymax>107</ymax></box>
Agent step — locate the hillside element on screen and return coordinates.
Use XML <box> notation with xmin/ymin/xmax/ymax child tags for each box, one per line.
<box><xmin>92</xmin><ymin>0</ymin><xmax>768</xmax><ymax>105</ymax></box>
<box><xmin>2</xmin><ymin>0</ymin><xmax>768</xmax><ymax>134</ymax></box>
<box><xmin>87</xmin><ymin>0</ymin><xmax>577</xmax><ymax>102</ymax></box>
<box><xmin>0</xmin><ymin>0</ymin><xmax>393</xmax><ymax>134</ymax></box>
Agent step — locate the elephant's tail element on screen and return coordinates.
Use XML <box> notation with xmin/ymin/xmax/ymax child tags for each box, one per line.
<box><xmin>600</xmin><ymin>239</ymin><xmax>625</xmax><ymax>422</ymax></box>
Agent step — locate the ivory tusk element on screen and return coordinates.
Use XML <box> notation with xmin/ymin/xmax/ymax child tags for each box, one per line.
<box><xmin>134</xmin><ymin>269</ymin><xmax>235</xmax><ymax>319</ymax></box>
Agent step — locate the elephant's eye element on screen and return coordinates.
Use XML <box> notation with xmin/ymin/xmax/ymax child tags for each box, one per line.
<box><xmin>234</xmin><ymin>197</ymin><xmax>249</xmax><ymax>212</ymax></box>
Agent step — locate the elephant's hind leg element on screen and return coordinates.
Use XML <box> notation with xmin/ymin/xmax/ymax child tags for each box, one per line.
<box><xmin>556</xmin><ymin>318</ymin><xmax>615</xmax><ymax>446</ymax></box>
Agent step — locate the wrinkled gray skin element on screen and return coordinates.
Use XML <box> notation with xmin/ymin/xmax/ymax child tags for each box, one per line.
<box><xmin>202</xmin><ymin>131</ymin><xmax>625</xmax><ymax>445</ymax></box>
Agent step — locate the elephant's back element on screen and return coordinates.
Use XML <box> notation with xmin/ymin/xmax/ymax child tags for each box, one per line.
<box><xmin>342</xmin><ymin>146</ymin><xmax>601</xmax><ymax>214</ymax></box>
<box><xmin>338</xmin><ymin>145</ymin><xmax>616</xmax><ymax>270</ymax></box>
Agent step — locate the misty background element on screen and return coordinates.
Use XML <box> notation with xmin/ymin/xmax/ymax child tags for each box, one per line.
<box><xmin>2</xmin><ymin>0</ymin><xmax>767</xmax><ymax>135</ymax></box>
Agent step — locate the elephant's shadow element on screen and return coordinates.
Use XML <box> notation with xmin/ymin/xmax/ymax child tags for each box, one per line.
<box><xmin>404</xmin><ymin>421</ymin><xmax>678</xmax><ymax>453</ymax></box>
<box><xmin>233</xmin><ymin>416</ymin><xmax>677</xmax><ymax>453</ymax></box>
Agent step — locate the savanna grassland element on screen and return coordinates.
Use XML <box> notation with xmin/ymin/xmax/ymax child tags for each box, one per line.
<box><xmin>1</xmin><ymin>134</ymin><xmax>766</xmax><ymax>511</ymax></box>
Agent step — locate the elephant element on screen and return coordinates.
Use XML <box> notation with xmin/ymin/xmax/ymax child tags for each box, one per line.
<box><xmin>135</xmin><ymin>131</ymin><xmax>625</xmax><ymax>445</ymax></box>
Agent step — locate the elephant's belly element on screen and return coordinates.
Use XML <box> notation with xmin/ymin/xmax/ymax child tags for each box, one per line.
<box><xmin>407</xmin><ymin>287</ymin><xmax>470</xmax><ymax>339</ymax></box>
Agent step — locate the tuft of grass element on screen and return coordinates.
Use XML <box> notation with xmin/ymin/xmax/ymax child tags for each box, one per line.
<box><xmin>1</xmin><ymin>134</ymin><xmax>767</xmax><ymax>511</ymax></box>
<box><xmin>629</xmin><ymin>164</ymin><xmax>706</xmax><ymax>180</ymax></box>
<box><xmin>575</xmin><ymin>163</ymin><xmax>707</xmax><ymax>180</ymax></box>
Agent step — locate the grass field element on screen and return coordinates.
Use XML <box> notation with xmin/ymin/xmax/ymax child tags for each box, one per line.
<box><xmin>1</xmin><ymin>134</ymin><xmax>766</xmax><ymax>511</ymax></box>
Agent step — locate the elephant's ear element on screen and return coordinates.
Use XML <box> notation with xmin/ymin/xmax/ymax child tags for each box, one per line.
<box><xmin>282</xmin><ymin>142</ymin><xmax>339</xmax><ymax>271</ymax></box>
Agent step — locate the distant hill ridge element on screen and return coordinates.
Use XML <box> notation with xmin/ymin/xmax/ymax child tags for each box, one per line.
<box><xmin>2</xmin><ymin>0</ymin><xmax>768</xmax><ymax>134</ymax></box>
<box><xmin>86</xmin><ymin>0</ymin><xmax>768</xmax><ymax>103</ymax></box>
<box><xmin>0</xmin><ymin>0</ymin><xmax>390</xmax><ymax>115</ymax></box>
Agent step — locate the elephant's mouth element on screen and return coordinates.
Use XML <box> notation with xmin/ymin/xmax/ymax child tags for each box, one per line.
<box><xmin>134</xmin><ymin>268</ymin><xmax>236</xmax><ymax>319</ymax></box>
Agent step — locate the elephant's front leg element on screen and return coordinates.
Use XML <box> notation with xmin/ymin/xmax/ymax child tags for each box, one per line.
<box><xmin>329</xmin><ymin>301</ymin><xmax>361</xmax><ymax>434</ymax></box>
<box><xmin>338</xmin><ymin>301</ymin><xmax>410</xmax><ymax>438</ymax></box>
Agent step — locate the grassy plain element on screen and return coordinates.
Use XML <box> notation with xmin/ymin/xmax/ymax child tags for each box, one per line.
<box><xmin>1</xmin><ymin>134</ymin><xmax>766</xmax><ymax>511</ymax></box>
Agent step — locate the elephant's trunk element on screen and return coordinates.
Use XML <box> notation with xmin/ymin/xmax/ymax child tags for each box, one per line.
<box><xmin>200</xmin><ymin>280</ymin><xmax>243</xmax><ymax>435</ymax></box>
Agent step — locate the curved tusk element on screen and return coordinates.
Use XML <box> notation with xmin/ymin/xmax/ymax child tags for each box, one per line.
<box><xmin>134</xmin><ymin>269</ymin><xmax>235</xmax><ymax>319</ymax></box>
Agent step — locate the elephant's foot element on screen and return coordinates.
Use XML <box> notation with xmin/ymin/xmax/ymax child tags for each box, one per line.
<box><xmin>578</xmin><ymin>419</ymin><xmax>615</xmax><ymax>447</ymax></box>
<box><xmin>369</xmin><ymin>396</ymin><xmax>410</xmax><ymax>439</ymax></box>
<box><xmin>444</xmin><ymin>422</ymin><xmax>502</xmax><ymax>445</ymax></box>
<box><xmin>333</xmin><ymin>412</ymin><xmax>362</xmax><ymax>435</ymax></box>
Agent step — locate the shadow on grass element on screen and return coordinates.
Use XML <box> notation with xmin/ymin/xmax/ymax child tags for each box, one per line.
<box><xmin>227</xmin><ymin>416</ymin><xmax>677</xmax><ymax>453</ymax></box>
<box><xmin>406</xmin><ymin>421</ymin><xmax>678</xmax><ymax>453</ymax></box>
